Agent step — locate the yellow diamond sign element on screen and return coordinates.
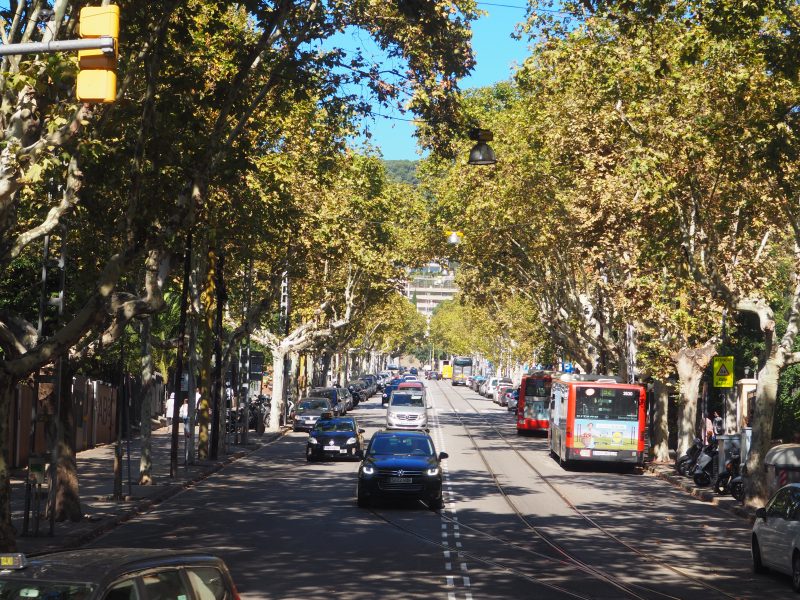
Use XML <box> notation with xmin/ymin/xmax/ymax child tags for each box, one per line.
<box><xmin>713</xmin><ymin>356</ymin><xmax>734</xmax><ymax>388</ymax></box>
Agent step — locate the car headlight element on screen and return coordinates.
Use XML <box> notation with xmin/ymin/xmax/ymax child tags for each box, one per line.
<box><xmin>362</xmin><ymin>465</ymin><xmax>375</xmax><ymax>475</ymax></box>
<box><xmin>308</xmin><ymin>437</ymin><xmax>318</xmax><ymax>445</ymax></box>
<box><xmin>346</xmin><ymin>437</ymin><xmax>357</xmax><ymax>445</ymax></box>
<box><xmin>426</xmin><ymin>466</ymin><xmax>440</xmax><ymax>476</ymax></box>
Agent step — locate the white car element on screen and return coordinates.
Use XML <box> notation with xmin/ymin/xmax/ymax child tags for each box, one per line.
<box><xmin>752</xmin><ymin>483</ymin><xmax>800</xmax><ymax>590</ymax></box>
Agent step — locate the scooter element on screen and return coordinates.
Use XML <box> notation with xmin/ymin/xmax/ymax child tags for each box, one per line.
<box><xmin>692</xmin><ymin>440</ymin><xmax>719</xmax><ymax>487</ymax></box>
<box><xmin>714</xmin><ymin>452</ymin><xmax>740</xmax><ymax>494</ymax></box>
<box><xmin>675</xmin><ymin>437</ymin><xmax>704</xmax><ymax>477</ymax></box>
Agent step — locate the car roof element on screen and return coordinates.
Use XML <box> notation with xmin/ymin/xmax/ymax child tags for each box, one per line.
<box><xmin>398</xmin><ymin>382</ymin><xmax>424</xmax><ymax>388</ymax></box>
<box><xmin>315</xmin><ymin>416</ymin><xmax>355</xmax><ymax>425</ymax></box>
<box><xmin>373</xmin><ymin>429</ymin><xmax>430</xmax><ymax>439</ymax></box>
<box><xmin>2</xmin><ymin>549</ymin><xmax>225</xmax><ymax>583</ymax></box>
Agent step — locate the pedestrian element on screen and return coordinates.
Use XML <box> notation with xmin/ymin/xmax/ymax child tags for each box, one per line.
<box><xmin>704</xmin><ymin>412</ymin><xmax>715</xmax><ymax>443</ymax></box>
<box><xmin>713</xmin><ymin>411</ymin><xmax>724</xmax><ymax>436</ymax></box>
<box><xmin>166</xmin><ymin>392</ymin><xmax>175</xmax><ymax>427</ymax></box>
<box><xmin>179</xmin><ymin>398</ymin><xmax>189</xmax><ymax>436</ymax></box>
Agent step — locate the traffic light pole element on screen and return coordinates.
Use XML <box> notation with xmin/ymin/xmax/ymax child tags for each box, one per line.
<box><xmin>0</xmin><ymin>37</ymin><xmax>115</xmax><ymax>56</ymax></box>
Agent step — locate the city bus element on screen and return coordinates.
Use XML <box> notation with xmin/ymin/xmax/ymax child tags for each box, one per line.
<box><xmin>440</xmin><ymin>360</ymin><xmax>452</xmax><ymax>380</ymax></box>
<box><xmin>452</xmin><ymin>356</ymin><xmax>473</xmax><ymax>386</ymax></box>
<box><xmin>548</xmin><ymin>374</ymin><xmax>646</xmax><ymax>468</ymax></box>
<box><xmin>516</xmin><ymin>371</ymin><xmax>554</xmax><ymax>434</ymax></box>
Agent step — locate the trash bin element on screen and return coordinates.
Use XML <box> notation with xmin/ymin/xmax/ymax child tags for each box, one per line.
<box><xmin>764</xmin><ymin>443</ymin><xmax>800</xmax><ymax>496</ymax></box>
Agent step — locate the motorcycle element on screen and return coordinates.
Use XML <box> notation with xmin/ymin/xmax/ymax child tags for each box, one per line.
<box><xmin>675</xmin><ymin>437</ymin><xmax>704</xmax><ymax>477</ymax></box>
<box><xmin>713</xmin><ymin>452</ymin><xmax>740</xmax><ymax>494</ymax></box>
<box><xmin>692</xmin><ymin>440</ymin><xmax>719</xmax><ymax>487</ymax></box>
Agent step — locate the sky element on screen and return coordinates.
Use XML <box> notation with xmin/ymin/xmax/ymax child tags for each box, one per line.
<box><xmin>361</xmin><ymin>2</ymin><xmax>532</xmax><ymax>161</ymax></box>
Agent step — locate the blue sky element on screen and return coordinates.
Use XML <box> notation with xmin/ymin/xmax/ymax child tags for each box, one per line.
<box><xmin>360</xmin><ymin>2</ymin><xmax>531</xmax><ymax>161</ymax></box>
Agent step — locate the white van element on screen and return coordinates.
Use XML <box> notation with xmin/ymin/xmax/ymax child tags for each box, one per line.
<box><xmin>386</xmin><ymin>391</ymin><xmax>428</xmax><ymax>430</ymax></box>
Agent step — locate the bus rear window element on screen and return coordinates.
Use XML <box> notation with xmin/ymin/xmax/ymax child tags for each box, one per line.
<box><xmin>576</xmin><ymin>387</ymin><xmax>639</xmax><ymax>421</ymax></box>
<box><xmin>525</xmin><ymin>381</ymin><xmax>550</xmax><ymax>398</ymax></box>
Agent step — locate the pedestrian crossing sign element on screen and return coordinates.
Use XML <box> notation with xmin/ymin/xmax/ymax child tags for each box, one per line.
<box><xmin>713</xmin><ymin>356</ymin><xmax>734</xmax><ymax>388</ymax></box>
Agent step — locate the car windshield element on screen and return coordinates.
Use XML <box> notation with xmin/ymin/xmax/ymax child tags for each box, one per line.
<box><xmin>0</xmin><ymin>581</ymin><xmax>95</xmax><ymax>599</ymax></box>
<box><xmin>298</xmin><ymin>399</ymin><xmax>328</xmax><ymax>411</ymax></box>
<box><xmin>369</xmin><ymin>435</ymin><xmax>434</xmax><ymax>456</ymax></box>
<box><xmin>390</xmin><ymin>394</ymin><xmax>424</xmax><ymax>407</ymax></box>
<box><xmin>314</xmin><ymin>420</ymin><xmax>355</xmax><ymax>432</ymax></box>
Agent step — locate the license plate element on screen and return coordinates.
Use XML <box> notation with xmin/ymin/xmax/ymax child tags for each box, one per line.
<box><xmin>389</xmin><ymin>477</ymin><xmax>412</xmax><ymax>484</ymax></box>
<box><xmin>325</xmin><ymin>446</ymin><xmax>340</xmax><ymax>451</ymax></box>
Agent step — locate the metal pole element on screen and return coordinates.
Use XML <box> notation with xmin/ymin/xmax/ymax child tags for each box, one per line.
<box><xmin>0</xmin><ymin>37</ymin><xmax>115</xmax><ymax>56</ymax></box>
<box><xmin>210</xmin><ymin>250</ymin><xmax>226</xmax><ymax>459</ymax></box>
<box><xmin>170</xmin><ymin>231</ymin><xmax>192</xmax><ymax>476</ymax></box>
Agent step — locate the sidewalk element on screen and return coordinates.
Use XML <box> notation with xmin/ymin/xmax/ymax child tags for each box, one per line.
<box><xmin>645</xmin><ymin>462</ymin><xmax>756</xmax><ymax>521</ymax></box>
<box><xmin>9</xmin><ymin>425</ymin><xmax>285</xmax><ymax>556</ymax></box>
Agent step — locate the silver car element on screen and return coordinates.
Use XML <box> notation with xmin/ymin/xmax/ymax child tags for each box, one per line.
<box><xmin>752</xmin><ymin>483</ymin><xmax>800</xmax><ymax>591</ymax></box>
<box><xmin>386</xmin><ymin>391</ymin><xmax>428</xmax><ymax>431</ymax></box>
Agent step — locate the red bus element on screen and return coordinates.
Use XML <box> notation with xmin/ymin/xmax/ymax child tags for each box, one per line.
<box><xmin>548</xmin><ymin>374</ymin><xmax>646</xmax><ymax>467</ymax></box>
<box><xmin>516</xmin><ymin>371</ymin><xmax>554</xmax><ymax>434</ymax></box>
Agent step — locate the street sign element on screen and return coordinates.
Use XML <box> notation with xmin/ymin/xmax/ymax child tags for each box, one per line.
<box><xmin>249</xmin><ymin>351</ymin><xmax>264</xmax><ymax>382</ymax></box>
<box><xmin>713</xmin><ymin>356</ymin><xmax>734</xmax><ymax>388</ymax></box>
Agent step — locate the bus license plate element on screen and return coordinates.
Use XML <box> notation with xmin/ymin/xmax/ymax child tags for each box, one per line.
<box><xmin>389</xmin><ymin>477</ymin><xmax>412</xmax><ymax>484</ymax></box>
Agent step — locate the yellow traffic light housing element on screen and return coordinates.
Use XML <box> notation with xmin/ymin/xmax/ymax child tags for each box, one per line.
<box><xmin>76</xmin><ymin>5</ymin><xmax>119</xmax><ymax>103</ymax></box>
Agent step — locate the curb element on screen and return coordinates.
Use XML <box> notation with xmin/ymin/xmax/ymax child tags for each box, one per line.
<box><xmin>26</xmin><ymin>429</ymin><xmax>288</xmax><ymax>556</ymax></box>
<box><xmin>645</xmin><ymin>463</ymin><xmax>755</xmax><ymax>522</ymax></box>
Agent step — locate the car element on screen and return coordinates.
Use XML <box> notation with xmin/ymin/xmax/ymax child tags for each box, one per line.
<box><xmin>495</xmin><ymin>384</ymin><xmax>513</xmax><ymax>406</ymax></box>
<box><xmin>386</xmin><ymin>390</ymin><xmax>428</xmax><ymax>431</ymax></box>
<box><xmin>507</xmin><ymin>388</ymin><xmax>519</xmax><ymax>412</ymax></box>
<box><xmin>0</xmin><ymin>548</ymin><xmax>239</xmax><ymax>600</ymax></box>
<box><xmin>309</xmin><ymin>387</ymin><xmax>347</xmax><ymax>415</ymax></box>
<box><xmin>485</xmin><ymin>377</ymin><xmax>512</xmax><ymax>399</ymax></box>
<box><xmin>409</xmin><ymin>367</ymin><xmax>418</xmax><ymax>375</ymax></box>
<box><xmin>471</xmin><ymin>375</ymin><xmax>486</xmax><ymax>392</ymax></box>
<box><xmin>306</xmin><ymin>416</ymin><xmax>365</xmax><ymax>461</ymax></box>
<box><xmin>403</xmin><ymin>375</ymin><xmax>419</xmax><ymax>382</ymax></box>
<box><xmin>293</xmin><ymin>397</ymin><xmax>334</xmax><ymax>432</ymax></box>
<box><xmin>381</xmin><ymin>378</ymin><xmax>403</xmax><ymax>405</ymax></box>
<box><xmin>752</xmin><ymin>483</ymin><xmax>800</xmax><ymax>590</ymax></box>
<box><xmin>356</xmin><ymin>429</ymin><xmax>448</xmax><ymax>509</ymax></box>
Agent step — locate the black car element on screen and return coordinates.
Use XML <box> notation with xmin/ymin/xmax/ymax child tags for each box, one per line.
<box><xmin>356</xmin><ymin>430</ymin><xmax>448</xmax><ymax>509</ymax></box>
<box><xmin>306</xmin><ymin>416</ymin><xmax>365</xmax><ymax>461</ymax></box>
<box><xmin>0</xmin><ymin>548</ymin><xmax>238</xmax><ymax>599</ymax></box>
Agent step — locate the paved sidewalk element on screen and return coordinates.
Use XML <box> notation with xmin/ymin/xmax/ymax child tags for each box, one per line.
<box><xmin>9</xmin><ymin>425</ymin><xmax>285</xmax><ymax>556</ymax></box>
<box><xmin>645</xmin><ymin>462</ymin><xmax>756</xmax><ymax>521</ymax></box>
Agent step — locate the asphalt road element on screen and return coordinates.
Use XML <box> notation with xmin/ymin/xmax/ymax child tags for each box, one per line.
<box><xmin>88</xmin><ymin>380</ymin><xmax>797</xmax><ymax>599</ymax></box>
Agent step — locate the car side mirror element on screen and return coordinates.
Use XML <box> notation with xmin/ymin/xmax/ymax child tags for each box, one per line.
<box><xmin>439</xmin><ymin>452</ymin><xmax>449</xmax><ymax>460</ymax></box>
<box><xmin>358</xmin><ymin>428</ymin><xmax>365</xmax><ymax>434</ymax></box>
<box><xmin>756</xmin><ymin>507</ymin><xmax>767</xmax><ymax>521</ymax></box>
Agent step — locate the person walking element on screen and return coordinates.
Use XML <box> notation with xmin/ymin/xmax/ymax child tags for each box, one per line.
<box><xmin>179</xmin><ymin>398</ymin><xmax>189</xmax><ymax>435</ymax></box>
<box><xmin>166</xmin><ymin>392</ymin><xmax>175</xmax><ymax>427</ymax></box>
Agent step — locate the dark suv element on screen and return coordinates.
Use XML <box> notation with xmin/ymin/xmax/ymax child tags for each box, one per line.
<box><xmin>356</xmin><ymin>430</ymin><xmax>448</xmax><ymax>509</ymax></box>
<box><xmin>309</xmin><ymin>387</ymin><xmax>346</xmax><ymax>415</ymax></box>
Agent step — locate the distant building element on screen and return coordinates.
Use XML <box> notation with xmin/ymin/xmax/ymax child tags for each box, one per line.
<box><xmin>405</xmin><ymin>263</ymin><xmax>458</xmax><ymax>318</ymax></box>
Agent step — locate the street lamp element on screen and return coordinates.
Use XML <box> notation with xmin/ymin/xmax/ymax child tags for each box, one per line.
<box><xmin>468</xmin><ymin>128</ymin><xmax>497</xmax><ymax>166</ymax></box>
<box><xmin>446</xmin><ymin>230</ymin><xmax>463</xmax><ymax>245</ymax></box>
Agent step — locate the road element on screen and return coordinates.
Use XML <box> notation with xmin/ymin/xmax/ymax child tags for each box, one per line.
<box><xmin>88</xmin><ymin>380</ymin><xmax>796</xmax><ymax>599</ymax></box>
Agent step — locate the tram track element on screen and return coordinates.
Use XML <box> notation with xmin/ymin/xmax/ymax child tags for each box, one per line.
<box><xmin>436</xmin><ymin>381</ymin><xmax>743</xmax><ymax>600</ymax></box>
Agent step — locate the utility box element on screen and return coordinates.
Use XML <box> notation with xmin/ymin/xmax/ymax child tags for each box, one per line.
<box><xmin>764</xmin><ymin>443</ymin><xmax>800</xmax><ymax>496</ymax></box>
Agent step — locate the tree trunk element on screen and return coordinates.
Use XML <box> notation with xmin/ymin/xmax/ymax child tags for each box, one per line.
<box><xmin>673</xmin><ymin>342</ymin><xmax>717</xmax><ymax>457</ymax></box>
<box><xmin>0</xmin><ymin>377</ymin><xmax>16</xmax><ymax>551</ymax></box>
<box><xmin>651</xmin><ymin>379</ymin><xmax>671</xmax><ymax>463</ymax></box>
<box><xmin>198</xmin><ymin>312</ymin><xmax>213</xmax><ymax>460</ymax></box>
<box><xmin>746</xmin><ymin>357</ymin><xmax>782</xmax><ymax>506</ymax></box>
<box><xmin>138</xmin><ymin>317</ymin><xmax>154</xmax><ymax>485</ymax></box>
<box><xmin>268</xmin><ymin>349</ymin><xmax>285</xmax><ymax>433</ymax></box>
<box><xmin>53</xmin><ymin>362</ymin><xmax>80</xmax><ymax>523</ymax></box>
<box><xmin>186</xmin><ymin>314</ymin><xmax>198</xmax><ymax>465</ymax></box>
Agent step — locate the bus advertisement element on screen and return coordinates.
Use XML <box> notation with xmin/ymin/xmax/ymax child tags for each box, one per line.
<box><xmin>548</xmin><ymin>374</ymin><xmax>646</xmax><ymax>467</ymax></box>
<box><xmin>516</xmin><ymin>371</ymin><xmax>554</xmax><ymax>434</ymax></box>
<box><xmin>452</xmin><ymin>357</ymin><xmax>473</xmax><ymax>386</ymax></box>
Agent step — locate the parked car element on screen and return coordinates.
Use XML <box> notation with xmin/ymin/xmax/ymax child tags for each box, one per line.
<box><xmin>306</xmin><ymin>416</ymin><xmax>365</xmax><ymax>461</ymax></box>
<box><xmin>495</xmin><ymin>384</ymin><xmax>513</xmax><ymax>406</ymax></box>
<box><xmin>485</xmin><ymin>377</ymin><xmax>512</xmax><ymax>400</ymax></box>
<box><xmin>293</xmin><ymin>397</ymin><xmax>333</xmax><ymax>432</ymax></box>
<box><xmin>357</xmin><ymin>429</ymin><xmax>448</xmax><ymax>509</ymax></box>
<box><xmin>507</xmin><ymin>388</ymin><xmax>519</xmax><ymax>412</ymax></box>
<box><xmin>752</xmin><ymin>483</ymin><xmax>800</xmax><ymax>590</ymax></box>
<box><xmin>471</xmin><ymin>375</ymin><xmax>486</xmax><ymax>392</ymax></box>
<box><xmin>386</xmin><ymin>390</ymin><xmax>428</xmax><ymax>431</ymax></box>
<box><xmin>309</xmin><ymin>387</ymin><xmax>346</xmax><ymax>415</ymax></box>
<box><xmin>0</xmin><ymin>548</ymin><xmax>239</xmax><ymax>600</ymax></box>
<box><xmin>382</xmin><ymin>378</ymin><xmax>403</xmax><ymax>405</ymax></box>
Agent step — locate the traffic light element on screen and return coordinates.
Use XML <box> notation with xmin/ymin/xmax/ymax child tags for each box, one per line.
<box><xmin>76</xmin><ymin>5</ymin><xmax>119</xmax><ymax>103</ymax></box>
